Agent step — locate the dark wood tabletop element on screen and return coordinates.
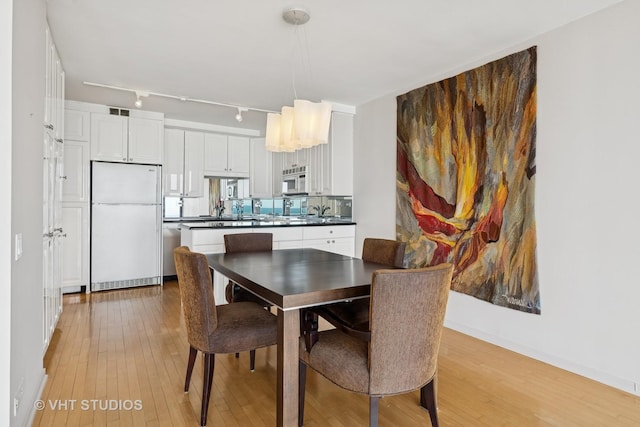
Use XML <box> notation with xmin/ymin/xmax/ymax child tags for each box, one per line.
<box><xmin>206</xmin><ymin>248</ymin><xmax>383</xmax><ymax>310</ymax></box>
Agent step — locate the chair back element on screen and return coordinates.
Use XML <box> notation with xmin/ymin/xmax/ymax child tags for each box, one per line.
<box><xmin>174</xmin><ymin>246</ymin><xmax>218</xmax><ymax>352</ymax></box>
<box><xmin>362</xmin><ymin>238</ymin><xmax>406</xmax><ymax>267</ymax></box>
<box><xmin>224</xmin><ymin>233</ymin><xmax>273</xmax><ymax>253</ymax></box>
<box><xmin>368</xmin><ymin>264</ymin><xmax>453</xmax><ymax>395</ymax></box>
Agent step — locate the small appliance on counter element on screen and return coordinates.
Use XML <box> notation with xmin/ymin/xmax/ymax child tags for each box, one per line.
<box><xmin>91</xmin><ymin>161</ymin><xmax>162</xmax><ymax>291</ymax></box>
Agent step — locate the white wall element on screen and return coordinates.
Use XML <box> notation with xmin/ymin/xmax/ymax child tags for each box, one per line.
<box><xmin>10</xmin><ymin>0</ymin><xmax>48</xmax><ymax>425</ymax></box>
<box><xmin>1</xmin><ymin>1</ymin><xmax>14</xmax><ymax>423</ymax></box>
<box><xmin>354</xmin><ymin>0</ymin><xmax>640</xmax><ymax>395</ymax></box>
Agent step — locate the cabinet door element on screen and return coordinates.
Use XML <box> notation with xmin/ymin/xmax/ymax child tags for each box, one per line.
<box><xmin>128</xmin><ymin>117</ymin><xmax>163</xmax><ymax>164</ymax></box>
<box><xmin>62</xmin><ymin>140</ymin><xmax>89</xmax><ymax>202</ymax></box>
<box><xmin>272</xmin><ymin>153</ymin><xmax>284</xmax><ymax>196</ymax></box>
<box><xmin>90</xmin><ymin>113</ymin><xmax>128</xmax><ymax>162</ymax></box>
<box><xmin>184</xmin><ymin>131</ymin><xmax>205</xmax><ymax>197</ymax></box>
<box><xmin>320</xmin><ymin>142</ymin><xmax>332</xmax><ymax>195</ymax></box>
<box><xmin>330</xmin><ymin>112</ymin><xmax>354</xmax><ymax>195</ymax></box>
<box><xmin>204</xmin><ymin>133</ymin><xmax>228</xmax><ymax>175</ymax></box>
<box><xmin>227</xmin><ymin>136</ymin><xmax>250</xmax><ymax>176</ymax></box>
<box><xmin>62</xmin><ymin>203</ymin><xmax>88</xmax><ymax>290</ymax></box>
<box><xmin>307</xmin><ymin>145</ymin><xmax>322</xmax><ymax>195</ymax></box>
<box><xmin>303</xmin><ymin>238</ymin><xmax>355</xmax><ymax>257</ymax></box>
<box><xmin>64</xmin><ymin>110</ymin><xmax>90</xmax><ymax>142</ymax></box>
<box><xmin>282</xmin><ymin>151</ymin><xmax>297</xmax><ymax>169</ymax></box>
<box><xmin>249</xmin><ymin>138</ymin><xmax>272</xmax><ymax>197</ymax></box>
<box><xmin>163</xmin><ymin>129</ymin><xmax>185</xmax><ymax>197</ymax></box>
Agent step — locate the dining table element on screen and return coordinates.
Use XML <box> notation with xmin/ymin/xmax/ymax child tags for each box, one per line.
<box><xmin>206</xmin><ymin>248</ymin><xmax>385</xmax><ymax>427</ymax></box>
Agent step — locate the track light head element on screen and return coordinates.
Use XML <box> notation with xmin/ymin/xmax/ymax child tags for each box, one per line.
<box><xmin>235</xmin><ymin>107</ymin><xmax>248</xmax><ymax>122</ymax></box>
<box><xmin>134</xmin><ymin>90</ymin><xmax>149</xmax><ymax>109</ymax></box>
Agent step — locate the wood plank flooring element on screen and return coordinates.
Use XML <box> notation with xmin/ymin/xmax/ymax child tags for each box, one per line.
<box><xmin>34</xmin><ymin>280</ymin><xmax>640</xmax><ymax>426</ymax></box>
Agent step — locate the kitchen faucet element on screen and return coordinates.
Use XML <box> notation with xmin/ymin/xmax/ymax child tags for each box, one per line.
<box><xmin>310</xmin><ymin>204</ymin><xmax>331</xmax><ymax>217</ymax></box>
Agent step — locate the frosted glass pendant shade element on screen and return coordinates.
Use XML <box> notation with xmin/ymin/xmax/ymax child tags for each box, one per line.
<box><xmin>293</xmin><ymin>100</ymin><xmax>332</xmax><ymax>147</ymax></box>
<box><xmin>265</xmin><ymin>100</ymin><xmax>332</xmax><ymax>152</ymax></box>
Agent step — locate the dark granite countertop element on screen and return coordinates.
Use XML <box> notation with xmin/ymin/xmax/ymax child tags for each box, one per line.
<box><xmin>175</xmin><ymin>217</ymin><xmax>355</xmax><ymax>229</ymax></box>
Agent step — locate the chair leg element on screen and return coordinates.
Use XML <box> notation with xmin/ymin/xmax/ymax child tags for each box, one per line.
<box><xmin>201</xmin><ymin>353</ymin><xmax>215</xmax><ymax>427</ymax></box>
<box><xmin>249</xmin><ymin>349</ymin><xmax>256</xmax><ymax>372</ymax></box>
<box><xmin>184</xmin><ymin>346</ymin><xmax>198</xmax><ymax>393</ymax></box>
<box><xmin>369</xmin><ymin>396</ymin><xmax>379</xmax><ymax>427</ymax></box>
<box><xmin>298</xmin><ymin>361</ymin><xmax>307</xmax><ymax>427</ymax></box>
<box><xmin>302</xmin><ymin>310</ymin><xmax>319</xmax><ymax>351</ymax></box>
<box><xmin>420</xmin><ymin>378</ymin><xmax>439</xmax><ymax>427</ymax></box>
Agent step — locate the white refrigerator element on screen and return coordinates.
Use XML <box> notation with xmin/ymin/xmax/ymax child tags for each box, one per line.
<box><xmin>91</xmin><ymin>161</ymin><xmax>162</xmax><ymax>291</ymax></box>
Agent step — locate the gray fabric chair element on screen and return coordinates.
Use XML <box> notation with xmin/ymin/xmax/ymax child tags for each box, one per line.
<box><xmin>174</xmin><ymin>246</ymin><xmax>277</xmax><ymax>427</ymax></box>
<box><xmin>223</xmin><ymin>233</ymin><xmax>273</xmax><ymax>307</ymax></box>
<box><xmin>299</xmin><ymin>264</ymin><xmax>453</xmax><ymax>427</ymax></box>
<box><xmin>302</xmin><ymin>238</ymin><xmax>406</xmax><ymax>349</ymax></box>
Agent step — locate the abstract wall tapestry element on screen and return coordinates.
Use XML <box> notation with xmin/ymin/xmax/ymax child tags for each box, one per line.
<box><xmin>396</xmin><ymin>46</ymin><xmax>539</xmax><ymax>314</ymax></box>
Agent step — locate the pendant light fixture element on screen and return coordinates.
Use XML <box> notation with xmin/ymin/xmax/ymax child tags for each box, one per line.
<box><xmin>264</xmin><ymin>7</ymin><xmax>332</xmax><ymax>153</ymax></box>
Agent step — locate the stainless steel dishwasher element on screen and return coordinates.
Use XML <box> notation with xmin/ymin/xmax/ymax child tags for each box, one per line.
<box><xmin>162</xmin><ymin>223</ymin><xmax>182</xmax><ymax>277</ymax></box>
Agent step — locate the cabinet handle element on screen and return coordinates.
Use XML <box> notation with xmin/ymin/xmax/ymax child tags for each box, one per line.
<box><xmin>332</xmin><ymin>240</ymin><xmax>335</xmax><ymax>243</ymax></box>
<box><xmin>329</xmin><ymin>230</ymin><xmax>333</xmax><ymax>234</ymax></box>
<box><xmin>326</xmin><ymin>240</ymin><xmax>330</xmax><ymax>244</ymax></box>
<box><xmin>129</xmin><ymin>158</ymin><xmax>133</xmax><ymax>161</ymax></box>
<box><xmin>55</xmin><ymin>138</ymin><xmax>63</xmax><ymax>143</ymax></box>
<box><xmin>44</xmin><ymin>124</ymin><xmax>54</xmax><ymax>130</ymax></box>
<box><xmin>60</xmin><ymin>175</ymin><xmax>67</xmax><ymax>180</ymax></box>
<box><xmin>123</xmin><ymin>158</ymin><xmax>127</xmax><ymax>161</ymax></box>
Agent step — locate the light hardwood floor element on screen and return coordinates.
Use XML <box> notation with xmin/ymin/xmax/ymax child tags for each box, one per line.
<box><xmin>34</xmin><ymin>280</ymin><xmax>640</xmax><ymax>426</ymax></box>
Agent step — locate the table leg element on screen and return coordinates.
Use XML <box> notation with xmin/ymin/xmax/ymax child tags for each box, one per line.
<box><xmin>277</xmin><ymin>308</ymin><xmax>300</xmax><ymax>427</ymax></box>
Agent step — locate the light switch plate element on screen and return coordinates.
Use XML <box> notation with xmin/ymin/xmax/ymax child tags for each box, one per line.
<box><xmin>15</xmin><ymin>233</ymin><xmax>22</xmax><ymax>260</ymax></box>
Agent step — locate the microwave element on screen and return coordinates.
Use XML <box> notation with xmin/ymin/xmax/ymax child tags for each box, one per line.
<box><xmin>282</xmin><ymin>166</ymin><xmax>308</xmax><ymax>196</ymax></box>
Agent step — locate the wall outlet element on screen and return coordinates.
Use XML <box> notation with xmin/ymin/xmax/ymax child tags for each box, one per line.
<box><xmin>15</xmin><ymin>233</ymin><xmax>22</xmax><ymax>261</ymax></box>
<box><xmin>13</xmin><ymin>377</ymin><xmax>24</xmax><ymax>417</ymax></box>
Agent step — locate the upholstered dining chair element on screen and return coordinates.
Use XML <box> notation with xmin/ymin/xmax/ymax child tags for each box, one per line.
<box><xmin>299</xmin><ymin>264</ymin><xmax>453</xmax><ymax>427</ymax></box>
<box><xmin>302</xmin><ymin>238</ymin><xmax>406</xmax><ymax>349</ymax></box>
<box><xmin>173</xmin><ymin>246</ymin><xmax>277</xmax><ymax>427</ymax></box>
<box><xmin>224</xmin><ymin>232</ymin><xmax>273</xmax><ymax>307</ymax></box>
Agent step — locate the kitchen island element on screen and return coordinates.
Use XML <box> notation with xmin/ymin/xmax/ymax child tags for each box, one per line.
<box><xmin>177</xmin><ymin>218</ymin><xmax>356</xmax><ymax>304</ymax></box>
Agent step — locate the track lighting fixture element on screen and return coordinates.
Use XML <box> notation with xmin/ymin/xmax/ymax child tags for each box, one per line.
<box><xmin>83</xmin><ymin>82</ymin><xmax>276</xmax><ymax>122</ymax></box>
<box><xmin>134</xmin><ymin>90</ymin><xmax>148</xmax><ymax>109</ymax></box>
<box><xmin>235</xmin><ymin>107</ymin><xmax>248</xmax><ymax>122</ymax></box>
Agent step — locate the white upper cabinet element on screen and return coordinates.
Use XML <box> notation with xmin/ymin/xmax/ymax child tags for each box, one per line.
<box><xmin>90</xmin><ymin>113</ymin><xmax>163</xmax><ymax>164</ymax></box>
<box><xmin>184</xmin><ymin>131</ymin><xmax>205</xmax><ymax>198</ymax></box>
<box><xmin>163</xmin><ymin>129</ymin><xmax>204</xmax><ymax>198</ymax></box>
<box><xmin>129</xmin><ymin>117</ymin><xmax>164</xmax><ymax>164</ymax></box>
<box><xmin>249</xmin><ymin>138</ymin><xmax>272</xmax><ymax>198</ymax></box>
<box><xmin>91</xmin><ymin>113</ymin><xmax>128</xmax><ymax>161</ymax></box>
<box><xmin>282</xmin><ymin>147</ymin><xmax>309</xmax><ymax>169</ymax></box>
<box><xmin>329</xmin><ymin>112</ymin><xmax>354</xmax><ymax>195</ymax></box>
<box><xmin>203</xmin><ymin>134</ymin><xmax>250</xmax><ymax>177</ymax></box>
<box><xmin>64</xmin><ymin>110</ymin><xmax>90</xmax><ymax>142</ymax></box>
<box><xmin>305</xmin><ymin>112</ymin><xmax>354</xmax><ymax>196</ymax></box>
<box><xmin>227</xmin><ymin>136</ymin><xmax>250</xmax><ymax>176</ymax></box>
<box><xmin>62</xmin><ymin>140</ymin><xmax>89</xmax><ymax>202</ymax></box>
<box><xmin>163</xmin><ymin>129</ymin><xmax>185</xmax><ymax>197</ymax></box>
<box><xmin>204</xmin><ymin>133</ymin><xmax>228</xmax><ymax>175</ymax></box>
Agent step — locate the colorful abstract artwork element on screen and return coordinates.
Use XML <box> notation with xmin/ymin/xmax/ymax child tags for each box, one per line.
<box><xmin>396</xmin><ymin>47</ymin><xmax>539</xmax><ymax>314</ymax></box>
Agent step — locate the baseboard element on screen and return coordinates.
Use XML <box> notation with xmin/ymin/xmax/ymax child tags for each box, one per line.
<box><xmin>24</xmin><ymin>369</ymin><xmax>47</xmax><ymax>427</ymax></box>
<box><xmin>444</xmin><ymin>320</ymin><xmax>640</xmax><ymax>396</ymax></box>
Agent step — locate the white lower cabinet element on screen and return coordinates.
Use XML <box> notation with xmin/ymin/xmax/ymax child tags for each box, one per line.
<box><xmin>61</xmin><ymin>203</ymin><xmax>89</xmax><ymax>292</ymax></box>
<box><xmin>302</xmin><ymin>225</ymin><xmax>355</xmax><ymax>257</ymax></box>
<box><xmin>180</xmin><ymin>225</ymin><xmax>353</xmax><ymax>304</ymax></box>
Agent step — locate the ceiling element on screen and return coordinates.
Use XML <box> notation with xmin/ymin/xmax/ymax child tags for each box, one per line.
<box><xmin>46</xmin><ymin>0</ymin><xmax>622</xmax><ymax>132</ymax></box>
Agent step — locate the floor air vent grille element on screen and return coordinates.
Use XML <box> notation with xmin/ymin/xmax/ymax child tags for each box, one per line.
<box><xmin>91</xmin><ymin>277</ymin><xmax>160</xmax><ymax>292</ymax></box>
